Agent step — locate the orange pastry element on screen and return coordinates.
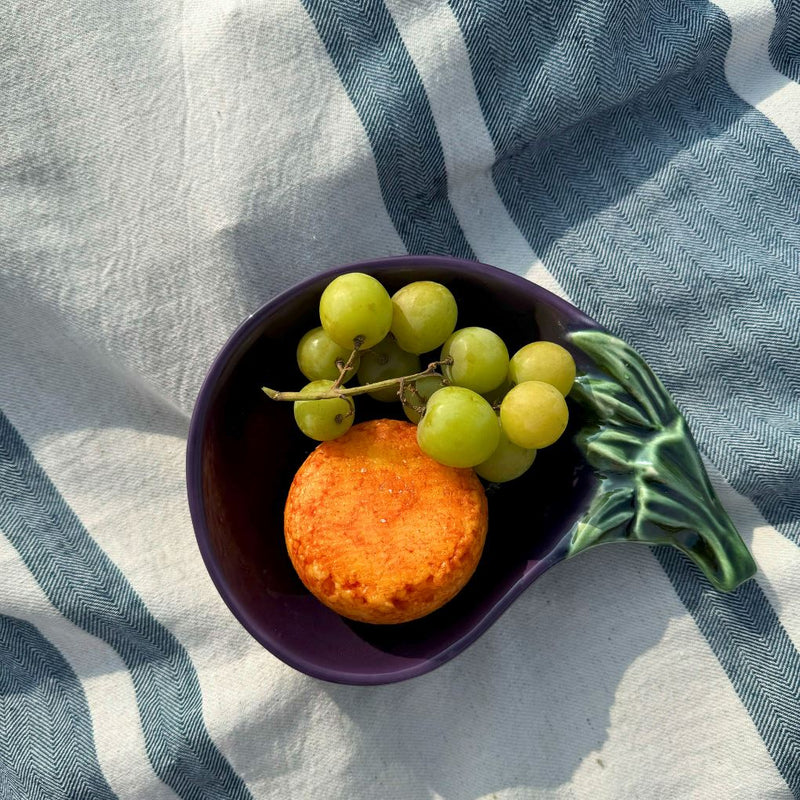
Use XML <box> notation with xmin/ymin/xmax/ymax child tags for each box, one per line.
<box><xmin>284</xmin><ymin>418</ymin><xmax>488</xmax><ymax>624</ymax></box>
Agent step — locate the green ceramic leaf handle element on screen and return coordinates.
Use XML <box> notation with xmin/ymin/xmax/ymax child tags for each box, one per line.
<box><xmin>566</xmin><ymin>329</ymin><xmax>756</xmax><ymax>592</ymax></box>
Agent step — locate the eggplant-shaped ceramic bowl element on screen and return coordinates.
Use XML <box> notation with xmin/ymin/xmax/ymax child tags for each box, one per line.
<box><xmin>186</xmin><ymin>256</ymin><xmax>756</xmax><ymax>685</ymax></box>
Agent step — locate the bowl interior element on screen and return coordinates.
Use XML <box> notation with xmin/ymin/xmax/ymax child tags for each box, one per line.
<box><xmin>188</xmin><ymin>257</ymin><xmax>600</xmax><ymax>684</ymax></box>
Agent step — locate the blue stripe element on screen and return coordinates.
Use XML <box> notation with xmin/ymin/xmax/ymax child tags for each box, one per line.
<box><xmin>654</xmin><ymin>548</ymin><xmax>800</xmax><ymax>795</ymax></box>
<box><xmin>0</xmin><ymin>615</ymin><xmax>117</xmax><ymax>800</ymax></box>
<box><xmin>0</xmin><ymin>411</ymin><xmax>251</xmax><ymax>800</ymax></box>
<box><xmin>299</xmin><ymin>0</ymin><xmax>474</xmax><ymax>259</ymax></box>
<box><xmin>770</xmin><ymin>0</ymin><xmax>800</xmax><ymax>83</ymax></box>
<box><xmin>446</xmin><ymin>0</ymin><xmax>800</xmax><ymax>790</ymax></box>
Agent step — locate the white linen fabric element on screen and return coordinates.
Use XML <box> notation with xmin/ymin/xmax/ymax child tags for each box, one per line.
<box><xmin>2</xmin><ymin>0</ymin><xmax>799</xmax><ymax>798</ymax></box>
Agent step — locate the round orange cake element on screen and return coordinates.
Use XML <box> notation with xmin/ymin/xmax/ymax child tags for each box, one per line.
<box><xmin>284</xmin><ymin>418</ymin><xmax>488</xmax><ymax>624</ymax></box>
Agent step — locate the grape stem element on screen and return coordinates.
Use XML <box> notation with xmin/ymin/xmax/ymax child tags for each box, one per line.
<box><xmin>399</xmin><ymin>376</ymin><xmax>428</xmax><ymax>416</ymax></box>
<box><xmin>331</xmin><ymin>337</ymin><xmax>364</xmax><ymax>391</ymax></box>
<box><xmin>262</xmin><ymin>357</ymin><xmax>453</xmax><ymax>402</ymax></box>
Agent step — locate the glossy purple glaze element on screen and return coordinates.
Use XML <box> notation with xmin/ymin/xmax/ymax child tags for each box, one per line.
<box><xmin>186</xmin><ymin>256</ymin><xmax>602</xmax><ymax>685</ymax></box>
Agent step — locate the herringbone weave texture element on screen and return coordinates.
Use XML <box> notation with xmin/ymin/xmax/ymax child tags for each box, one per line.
<box><xmin>1</xmin><ymin>0</ymin><xmax>798</xmax><ymax>798</ymax></box>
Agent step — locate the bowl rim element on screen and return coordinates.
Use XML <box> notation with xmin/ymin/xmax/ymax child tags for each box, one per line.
<box><xmin>186</xmin><ymin>254</ymin><xmax>597</xmax><ymax>684</ymax></box>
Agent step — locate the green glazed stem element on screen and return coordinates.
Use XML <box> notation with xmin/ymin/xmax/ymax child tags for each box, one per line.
<box><xmin>566</xmin><ymin>329</ymin><xmax>756</xmax><ymax>593</ymax></box>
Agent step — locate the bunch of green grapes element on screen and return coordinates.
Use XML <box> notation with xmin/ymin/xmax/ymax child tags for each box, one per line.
<box><xmin>278</xmin><ymin>272</ymin><xmax>576</xmax><ymax>484</ymax></box>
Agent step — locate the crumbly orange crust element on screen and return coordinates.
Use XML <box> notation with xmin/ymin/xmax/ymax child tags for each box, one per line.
<box><xmin>284</xmin><ymin>418</ymin><xmax>488</xmax><ymax>624</ymax></box>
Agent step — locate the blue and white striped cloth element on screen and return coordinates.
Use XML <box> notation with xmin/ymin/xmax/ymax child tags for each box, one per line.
<box><xmin>2</xmin><ymin>0</ymin><xmax>799</xmax><ymax>797</ymax></box>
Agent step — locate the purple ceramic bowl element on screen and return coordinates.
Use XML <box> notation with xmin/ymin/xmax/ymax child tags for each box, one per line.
<box><xmin>186</xmin><ymin>255</ymin><xmax>605</xmax><ymax>685</ymax></box>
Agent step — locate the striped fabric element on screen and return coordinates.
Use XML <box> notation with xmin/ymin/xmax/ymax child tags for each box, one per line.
<box><xmin>1</xmin><ymin>1</ymin><xmax>798</xmax><ymax>798</ymax></box>
<box><xmin>771</xmin><ymin>0</ymin><xmax>800</xmax><ymax>80</ymax></box>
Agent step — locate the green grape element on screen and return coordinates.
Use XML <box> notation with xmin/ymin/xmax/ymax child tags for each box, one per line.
<box><xmin>401</xmin><ymin>374</ymin><xmax>447</xmax><ymax>423</ymax></box>
<box><xmin>296</xmin><ymin>326</ymin><xmax>360</xmax><ymax>383</ymax></box>
<box><xmin>441</xmin><ymin>327</ymin><xmax>509</xmax><ymax>394</ymax></box>
<box><xmin>508</xmin><ymin>341</ymin><xmax>576</xmax><ymax>396</ymax></box>
<box><xmin>475</xmin><ymin>424</ymin><xmax>536</xmax><ymax>483</ymax></box>
<box><xmin>357</xmin><ymin>335</ymin><xmax>421</xmax><ymax>402</ymax></box>
<box><xmin>500</xmin><ymin>380</ymin><xmax>568</xmax><ymax>449</ymax></box>
<box><xmin>319</xmin><ymin>272</ymin><xmax>393</xmax><ymax>350</ymax></box>
<box><xmin>416</xmin><ymin>386</ymin><xmax>500</xmax><ymax>468</ymax></box>
<box><xmin>390</xmin><ymin>281</ymin><xmax>458</xmax><ymax>354</ymax></box>
<box><xmin>293</xmin><ymin>379</ymin><xmax>355</xmax><ymax>441</ymax></box>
